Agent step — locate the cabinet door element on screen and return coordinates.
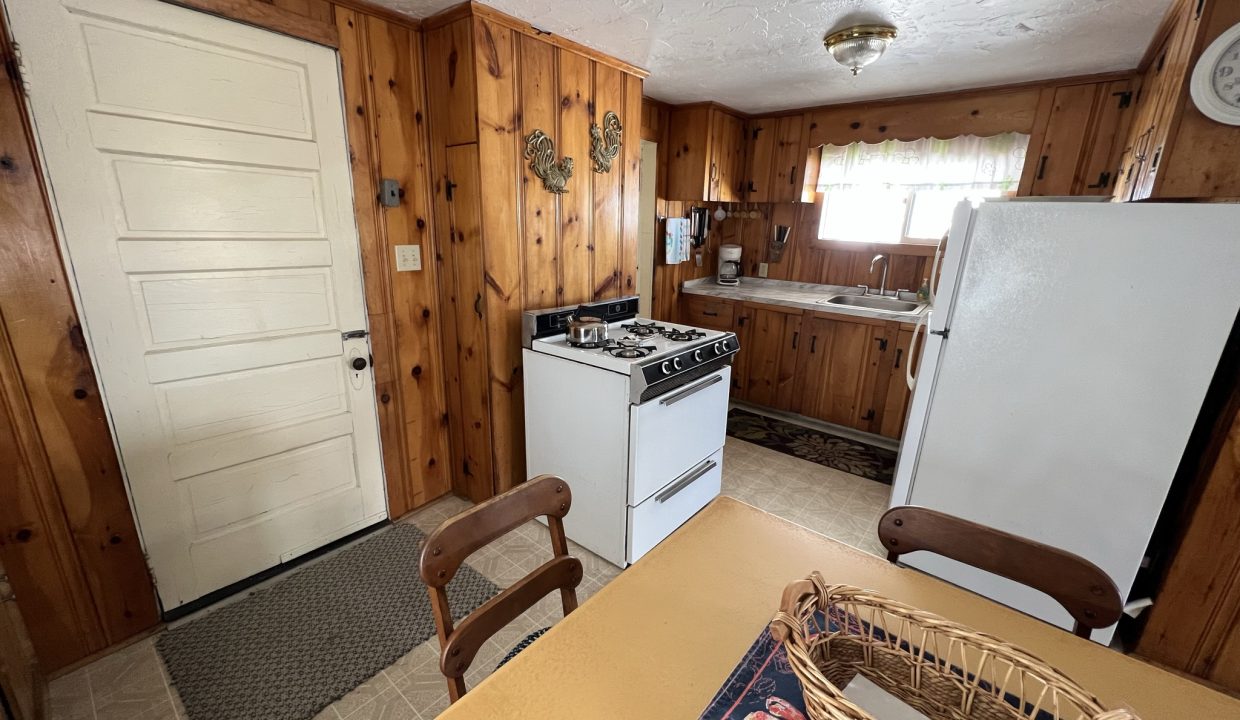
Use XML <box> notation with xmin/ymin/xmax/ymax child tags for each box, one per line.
<box><xmin>666</xmin><ymin>105</ymin><xmax>713</xmax><ymax>201</ymax></box>
<box><xmin>800</xmin><ymin>315</ymin><xmax>884</xmax><ymax>430</ymax></box>
<box><xmin>1023</xmin><ymin>83</ymin><xmax>1098</xmax><ymax>196</ymax></box>
<box><xmin>731</xmin><ymin>304</ymin><xmax>755</xmax><ymax>400</ymax></box>
<box><xmin>745</xmin><ymin>117</ymin><xmax>778</xmax><ymax>202</ymax></box>
<box><xmin>1076</xmin><ymin>79</ymin><xmax>1136</xmax><ymax>196</ymax></box>
<box><xmin>770</xmin><ymin>115</ymin><xmax>806</xmax><ymax>203</ymax></box>
<box><xmin>741</xmin><ymin>305</ymin><xmax>802</xmax><ymax>408</ymax></box>
<box><xmin>711</xmin><ymin>111</ymin><xmax>746</xmax><ymax>203</ymax></box>
<box><xmin>878</xmin><ymin>328</ymin><xmax>917</xmax><ymax>438</ymax></box>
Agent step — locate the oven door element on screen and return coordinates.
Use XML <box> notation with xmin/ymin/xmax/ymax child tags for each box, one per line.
<box><xmin>628</xmin><ymin>366</ymin><xmax>730</xmax><ymax>505</ymax></box>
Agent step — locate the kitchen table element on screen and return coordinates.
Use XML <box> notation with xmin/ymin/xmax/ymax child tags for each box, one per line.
<box><xmin>437</xmin><ymin>497</ymin><xmax>1240</xmax><ymax>719</ymax></box>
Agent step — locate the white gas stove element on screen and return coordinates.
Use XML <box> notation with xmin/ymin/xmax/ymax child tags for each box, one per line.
<box><xmin>522</xmin><ymin>297</ymin><xmax>738</xmax><ymax>567</ymax></box>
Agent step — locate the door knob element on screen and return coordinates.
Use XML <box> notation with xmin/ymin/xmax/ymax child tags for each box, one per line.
<box><xmin>352</xmin><ymin>357</ymin><xmax>368</xmax><ymax>371</ymax></box>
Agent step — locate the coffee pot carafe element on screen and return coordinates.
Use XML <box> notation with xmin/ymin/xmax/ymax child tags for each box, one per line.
<box><xmin>718</xmin><ymin>244</ymin><xmax>742</xmax><ymax>286</ymax></box>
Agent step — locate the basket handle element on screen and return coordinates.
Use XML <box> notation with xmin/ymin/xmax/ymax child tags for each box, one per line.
<box><xmin>771</xmin><ymin>579</ymin><xmax>816</xmax><ymax>642</ymax></box>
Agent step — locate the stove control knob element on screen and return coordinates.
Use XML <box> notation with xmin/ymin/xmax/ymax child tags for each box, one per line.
<box><xmin>673</xmin><ymin>357</ymin><xmax>683</xmax><ymax>371</ymax></box>
<box><xmin>693</xmin><ymin>349</ymin><xmax>703</xmax><ymax>362</ymax></box>
<box><xmin>721</xmin><ymin>339</ymin><xmax>731</xmax><ymax>351</ymax></box>
<box><xmin>660</xmin><ymin>361</ymin><xmax>671</xmax><ymax>375</ymax></box>
<box><xmin>713</xmin><ymin>342</ymin><xmax>723</xmax><ymax>355</ymax></box>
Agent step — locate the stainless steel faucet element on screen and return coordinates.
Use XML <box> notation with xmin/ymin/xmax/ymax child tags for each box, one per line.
<box><xmin>870</xmin><ymin>254</ymin><xmax>889</xmax><ymax>296</ymax></box>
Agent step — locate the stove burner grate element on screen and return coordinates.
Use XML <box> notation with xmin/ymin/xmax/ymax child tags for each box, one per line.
<box><xmin>621</xmin><ymin>320</ymin><xmax>665</xmax><ymax>337</ymax></box>
<box><xmin>661</xmin><ymin>328</ymin><xmax>707</xmax><ymax>342</ymax></box>
<box><xmin>607</xmin><ymin>345</ymin><xmax>655</xmax><ymax>358</ymax></box>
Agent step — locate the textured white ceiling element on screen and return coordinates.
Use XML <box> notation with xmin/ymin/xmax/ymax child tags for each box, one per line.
<box><xmin>375</xmin><ymin>0</ymin><xmax>1172</xmax><ymax>113</ymax></box>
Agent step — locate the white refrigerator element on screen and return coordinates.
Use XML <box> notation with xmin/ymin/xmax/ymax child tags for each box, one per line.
<box><xmin>892</xmin><ymin>200</ymin><xmax>1240</xmax><ymax>645</ymax></box>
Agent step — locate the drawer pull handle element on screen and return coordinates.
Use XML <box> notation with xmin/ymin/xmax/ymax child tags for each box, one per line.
<box><xmin>660</xmin><ymin>374</ymin><xmax>723</xmax><ymax>406</ymax></box>
<box><xmin>703</xmin><ymin>310</ymin><xmax>718</xmax><ymax>317</ymax></box>
<box><xmin>656</xmin><ymin>459</ymin><xmax>718</xmax><ymax>503</ymax></box>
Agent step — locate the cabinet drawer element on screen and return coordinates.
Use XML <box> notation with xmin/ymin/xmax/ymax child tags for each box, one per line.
<box><xmin>682</xmin><ymin>295</ymin><xmax>735</xmax><ymax>330</ymax></box>
<box><xmin>627</xmin><ymin>448</ymin><xmax>722</xmax><ymax>564</ymax></box>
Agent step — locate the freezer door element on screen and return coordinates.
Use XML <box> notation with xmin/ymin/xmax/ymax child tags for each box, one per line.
<box><xmin>902</xmin><ymin>202</ymin><xmax>1240</xmax><ymax>643</ymax></box>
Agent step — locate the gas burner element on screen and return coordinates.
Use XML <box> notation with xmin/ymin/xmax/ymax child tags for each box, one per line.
<box><xmin>568</xmin><ymin>339</ymin><xmax>612</xmax><ymax>349</ymax></box>
<box><xmin>621</xmin><ymin>321</ymin><xmax>665</xmax><ymax>337</ymax></box>
<box><xmin>661</xmin><ymin>328</ymin><xmax>707</xmax><ymax>342</ymax></box>
<box><xmin>606</xmin><ymin>345</ymin><xmax>655</xmax><ymax>359</ymax></box>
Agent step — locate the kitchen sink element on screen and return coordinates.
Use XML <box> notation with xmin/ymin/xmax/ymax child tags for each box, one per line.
<box><xmin>819</xmin><ymin>294</ymin><xmax>924</xmax><ymax>314</ymax></box>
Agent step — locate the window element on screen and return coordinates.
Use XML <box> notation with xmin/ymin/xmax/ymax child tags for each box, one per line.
<box><xmin>815</xmin><ymin>133</ymin><xmax>1029</xmax><ymax>244</ymax></box>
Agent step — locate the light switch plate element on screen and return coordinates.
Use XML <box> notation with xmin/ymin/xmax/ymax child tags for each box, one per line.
<box><xmin>758</xmin><ymin>262</ymin><xmax>769</xmax><ymax>278</ymax></box>
<box><xmin>395</xmin><ymin>244</ymin><xmax>422</xmax><ymax>272</ymax></box>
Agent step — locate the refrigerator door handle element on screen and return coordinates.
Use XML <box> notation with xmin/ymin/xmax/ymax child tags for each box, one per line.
<box><xmin>907</xmin><ymin>310</ymin><xmax>929</xmax><ymax>391</ymax></box>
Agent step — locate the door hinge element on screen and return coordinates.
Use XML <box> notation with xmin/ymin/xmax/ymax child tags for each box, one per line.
<box><xmin>930</xmin><ymin>328</ymin><xmax>949</xmax><ymax>339</ymax></box>
<box><xmin>874</xmin><ymin>337</ymin><xmax>889</xmax><ymax>352</ymax></box>
<box><xmin>445</xmin><ymin>178</ymin><xmax>457</xmax><ymax>201</ymax></box>
<box><xmin>862</xmin><ymin>409</ymin><xmax>875</xmax><ymax>422</ymax></box>
<box><xmin>751</xmin><ymin>126</ymin><xmax>763</xmax><ymax>140</ymax></box>
<box><xmin>5</xmin><ymin>42</ymin><xmax>31</xmax><ymax>98</ymax></box>
<box><xmin>1086</xmin><ymin>171</ymin><xmax>1112</xmax><ymax>189</ymax></box>
<box><xmin>1114</xmin><ymin>90</ymin><xmax>1133</xmax><ymax>109</ymax></box>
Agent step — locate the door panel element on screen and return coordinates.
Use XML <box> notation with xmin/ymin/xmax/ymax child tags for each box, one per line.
<box><xmin>879</xmin><ymin>328</ymin><xmax>917</xmax><ymax>438</ymax></box>
<box><xmin>9</xmin><ymin>0</ymin><xmax>386</xmax><ymax>608</ymax></box>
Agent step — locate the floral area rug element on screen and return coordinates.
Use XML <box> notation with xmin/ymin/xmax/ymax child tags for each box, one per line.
<box><xmin>726</xmin><ymin>408</ymin><xmax>896</xmax><ymax>485</ymax></box>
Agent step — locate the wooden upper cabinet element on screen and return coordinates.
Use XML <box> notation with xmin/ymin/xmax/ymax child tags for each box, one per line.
<box><xmin>746</xmin><ymin>114</ymin><xmax>806</xmax><ymax>203</ymax></box>
<box><xmin>666</xmin><ymin>105</ymin><xmax>746</xmax><ymax>202</ymax></box>
<box><xmin>1021</xmin><ymin>80</ymin><xmax>1136</xmax><ymax>197</ymax></box>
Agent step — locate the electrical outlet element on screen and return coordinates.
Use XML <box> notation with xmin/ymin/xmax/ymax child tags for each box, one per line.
<box><xmin>394</xmin><ymin>244</ymin><xmax>422</xmax><ymax>272</ymax></box>
<box><xmin>758</xmin><ymin>262</ymin><xmax>769</xmax><ymax>278</ymax></box>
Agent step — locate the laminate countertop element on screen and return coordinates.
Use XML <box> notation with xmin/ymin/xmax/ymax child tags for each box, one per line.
<box><xmin>682</xmin><ymin>277</ymin><xmax>928</xmax><ymax>325</ymax></box>
<box><xmin>437</xmin><ymin>498</ymin><xmax>1240</xmax><ymax>720</ymax></box>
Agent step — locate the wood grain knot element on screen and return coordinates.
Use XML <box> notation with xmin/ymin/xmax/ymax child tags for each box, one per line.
<box><xmin>0</xmin><ymin>156</ymin><xmax>14</xmax><ymax>171</ymax></box>
<box><xmin>878</xmin><ymin>125</ymin><xmax>888</xmax><ymax>132</ymax></box>
<box><xmin>15</xmin><ymin>528</ymin><xmax>32</xmax><ymax>543</ymax></box>
<box><xmin>109</xmin><ymin>534</ymin><xmax>122</xmax><ymax>545</ymax></box>
<box><xmin>849</xmin><ymin>122</ymin><xmax>861</xmax><ymax>130</ymax></box>
<box><xmin>380</xmin><ymin>393</ymin><xmax>391</xmax><ymax>404</ymax></box>
<box><xmin>412</xmin><ymin>365</ymin><xmax>423</xmax><ymax>377</ymax></box>
<box><xmin>73</xmin><ymin>388</ymin><xmax>88</xmax><ymax>399</ymax></box>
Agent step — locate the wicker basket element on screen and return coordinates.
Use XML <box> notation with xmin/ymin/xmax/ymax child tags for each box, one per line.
<box><xmin>768</xmin><ymin>573</ymin><xmax>1139</xmax><ymax>720</ymax></box>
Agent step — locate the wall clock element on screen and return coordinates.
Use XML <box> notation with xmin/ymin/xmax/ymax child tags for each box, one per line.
<box><xmin>1190</xmin><ymin>21</ymin><xmax>1240</xmax><ymax>125</ymax></box>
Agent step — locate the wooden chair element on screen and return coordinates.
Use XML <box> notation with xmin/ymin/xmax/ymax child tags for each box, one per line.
<box><xmin>419</xmin><ymin>475</ymin><xmax>582</xmax><ymax>702</ymax></box>
<box><xmin>877</xmin><ymin>505</ymin><xmax>1122</xmax><ymax>639</ymax></box>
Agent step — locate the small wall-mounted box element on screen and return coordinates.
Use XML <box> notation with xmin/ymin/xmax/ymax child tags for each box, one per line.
<box><xmin>394</xmin><ymin>244</ymin><xmax>422</xmax><ymax>272</ymax></box>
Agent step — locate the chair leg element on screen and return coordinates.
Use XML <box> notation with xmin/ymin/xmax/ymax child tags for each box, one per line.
<box><xmin>446</xmin><ymin>675</ymin><xmax>466</xmax><ymax>703</ymax></box>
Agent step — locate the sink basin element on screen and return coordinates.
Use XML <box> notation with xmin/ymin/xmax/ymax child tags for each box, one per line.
<box><xmin>819</xmin><ymin>294</ymin><xmax>923</xmax><ymax>314</ymax></box>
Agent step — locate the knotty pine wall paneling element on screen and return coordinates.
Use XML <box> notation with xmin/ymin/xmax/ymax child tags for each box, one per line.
<box><xmin>425</xmin><ymin>5</ymin><xmax>646</xmax><ymax>499</ymax></box>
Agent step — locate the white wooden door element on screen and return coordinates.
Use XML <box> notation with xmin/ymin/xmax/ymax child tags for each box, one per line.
<box><xmin>7</xmin><ymin>0</ymin><xmax>387</xmax><ymax>608</ymax></box>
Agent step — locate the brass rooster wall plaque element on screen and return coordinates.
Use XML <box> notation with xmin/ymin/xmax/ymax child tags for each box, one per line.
<box><xmin>524</xmin><ymin>130</ymin><xmax>573</xmax><ymax>194</ymax></box>
<box><xmin>590</xmin><ymin>111</ymin><xmax>623</xmax><ymax>174</ymax></box>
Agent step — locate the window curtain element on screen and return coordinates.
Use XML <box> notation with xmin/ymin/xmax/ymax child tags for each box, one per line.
<box><xmin>816</xmin><ymin>133</ymin><xmax>1030</xmax><ymax>191</ymax></box>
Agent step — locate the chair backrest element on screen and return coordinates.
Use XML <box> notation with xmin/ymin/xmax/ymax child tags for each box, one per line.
<box><xmin>419</xmin><ymin>475</ymin><xmax>582</xmax><ymax>702</ymax></box>
<box><xmin>877</xmin><ymin>505</ymin><xmax>1122</xmax><ymax>639</ymax></box>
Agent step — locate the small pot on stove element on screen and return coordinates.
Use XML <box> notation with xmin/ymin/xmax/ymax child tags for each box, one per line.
<box><xmin>566</xmin><ymin>313</ymin><xmax>608</xmax><ymax>347</ymax></box>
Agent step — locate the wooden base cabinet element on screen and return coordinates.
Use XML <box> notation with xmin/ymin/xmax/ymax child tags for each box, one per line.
<box><xmin>688</xmin><ymin>297</ymin><xmax>915</xmax><ymax>438</ymax></box>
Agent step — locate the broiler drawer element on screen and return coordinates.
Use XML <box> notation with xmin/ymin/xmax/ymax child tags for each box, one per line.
<box><xmin>627</xmin><ymin>447</ymin><xmax>722</xmax><ymax>564</ymax></box>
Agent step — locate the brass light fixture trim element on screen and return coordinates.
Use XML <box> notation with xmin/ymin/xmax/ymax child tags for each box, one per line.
<box><xmin>525</xmin><ymin>130</ymin><xmax>573</xmax><ymax>194</ymax></box>
<box><xmin>824</xmin><ymin>24</ymin><xmax>898</xmax><ymax>75</ymax></box>
<box><xmin>590</xmin><ymin>111</ymin><xmax>623</xmax><ymax>173</ymax></box>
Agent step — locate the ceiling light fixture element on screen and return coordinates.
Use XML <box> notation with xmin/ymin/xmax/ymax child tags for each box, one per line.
<box><xmin>824</xmin><ymin>25</ymin><xmax>898</xmax><ymax>75</ymax></box>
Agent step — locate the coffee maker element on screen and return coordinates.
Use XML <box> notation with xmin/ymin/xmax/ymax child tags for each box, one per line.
<box><xmin>717</xmin><ymin>244</ymin><xmax>742</xmax><ymax>286</ymax></box>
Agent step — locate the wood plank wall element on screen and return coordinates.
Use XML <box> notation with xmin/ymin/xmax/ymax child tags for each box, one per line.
<box><xmin>425</xmin><ymin>10</ymin><xmax>643</xmax><ymax>499</ymax></box>
<box><xmin>335</xmin><ymin>8</ymin><xmax>453</xmax><ymax>517</ymax></box>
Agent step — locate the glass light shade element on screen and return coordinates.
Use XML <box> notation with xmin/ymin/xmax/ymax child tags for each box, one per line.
<box><xmin>825</xmin><ymin>26</ymin><xmax>897</xmax><ymax>75</ymax></box>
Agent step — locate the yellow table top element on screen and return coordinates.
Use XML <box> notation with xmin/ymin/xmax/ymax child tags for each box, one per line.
<box><xmin>439</xmin><ymin>497</ymin><xmax>1239</xmax><ymax>719</ymax></box>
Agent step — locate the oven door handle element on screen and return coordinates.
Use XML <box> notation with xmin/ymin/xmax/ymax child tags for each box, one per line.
<box><xmin>656</xmin><ymin>458</ymin><xmax>718</xmax><ymax>503</ymax></box>
<box><xmin>659</xmin><ymin>373</ymin><xmax>723</xmax><ymax>406</ymax></box>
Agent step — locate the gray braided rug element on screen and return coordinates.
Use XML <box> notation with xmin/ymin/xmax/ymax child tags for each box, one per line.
<box><xmin>156</xmin><ymin>523</ymin><xmax>498</xmax><ymax>720</ymax></box>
